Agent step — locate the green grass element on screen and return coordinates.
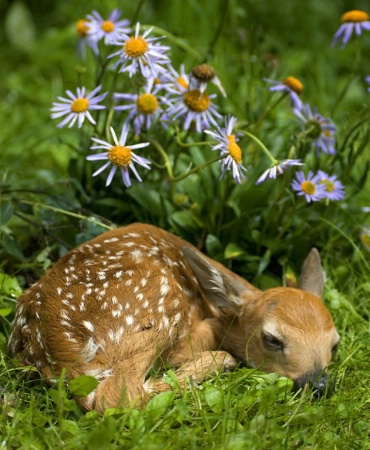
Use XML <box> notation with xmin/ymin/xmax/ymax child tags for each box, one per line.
<box><xmin>1</xmin><ymin>0</ymin><xmax>370</xmax><ymax>448</ymax></box>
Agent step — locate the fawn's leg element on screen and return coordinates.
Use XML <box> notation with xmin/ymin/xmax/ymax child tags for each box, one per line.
<box><xmin>144</xmin><ymin>350</ymin><xmax>238</xmax><ymax>394</ymax></box>
<box><xmin>77</xmin><ymin>348</ymin><xmax>158</xmax><ymax>413</ymax></box>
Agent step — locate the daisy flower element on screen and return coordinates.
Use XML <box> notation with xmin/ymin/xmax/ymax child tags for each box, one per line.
<box><xmin>191</xmin><ymin>63</ymin><xmax>227</xmax><ymax>97</ymax></box>
<box><xmin>291</xmin><ymin>171</ymin><xmax>327</xmax><ymax>203</ymax></box>
<box><xmin>166</xmin><ymin>86</ymin><xmax>222</xmax><ymax>133</ymax></box>
<box><xmin>114</xmin><ymin>78</ymin><xmax>165</xmax><ymax>134</ymax></box>
<box><xmin>86</xmin><ymin>9</ymin><xmax>131</xmax><ymax>46</ymax></box>
<box><xmin>264</xmin><ymin>76</ymin><xmax>303</xmax><ymax>109</ymax></box>
<box><xmin>332</xmin><ymin>10</ymin><xmax>370</xmax><ymax>48</ymax></box>
<box><xmin>108</xmin><ymin>22</ymin><xmax>171</xmax><ymax>78</ymax></box>
<box><xmin>293</xmin><ymin>103</ymin><xmax>336</xmax><ymax>155</ymax></box>
<box><xmin>159</xmin><ymin>64</ymin><xmax>190</xmax><ymax>95</ymax></box>
<box><xmin>256</xmin><ymin>159</ymin><xmax>303</xmax><ymax>185</ymax></box>
<box><xmin>204</xmin><ymin>116</ymin><xmax>247</xmax><ymax>184</ymax></box>
<box><xmin>51</xmin><ymin>85</ymin><xmax>107</xmax><ymax>128</ymax></box>
<box><xmin>317</xmin><ymin>171</ymin><xmax>345</xmax><ymax>201</ymax></box>
<box><xmin>86</xmin><ymin>124</ymin><xmax>151</xmax><ymax>187</ymax></box>
<box><xmin>75</xmin><ymin>19</ymin><xmax>98</xmax><ymax>58</ymax></box>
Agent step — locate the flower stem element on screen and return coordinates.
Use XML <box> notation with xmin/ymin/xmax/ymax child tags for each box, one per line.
<box><xmin>141</xmin><ymin>24</ymin><xmax>203</xmax><ymax>61</ymax></box>
<box><xmin>20</xmin><ymin>201</ymin><xmax>115</xmax><ymax>230</ymax></box>
<box><xmin>253</xmin><ymin>92</ymin><xmax>288</xmax><ymax>129</ymax></box>
<box><xmin>149</xmin><ymin>138</ymin><xmax>225</xmax><ymax>182</ymax></box>
<box><xmin>238</xmin><ymin>129</ymin><xmax>278</xmax><ymax>165</ymax></box>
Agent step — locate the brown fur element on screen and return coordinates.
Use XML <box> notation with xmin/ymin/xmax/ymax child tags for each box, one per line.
<box><xmin>8</xmin><ymin>223</ymin><xmax>339</xmax><ymax>412</ymax></box>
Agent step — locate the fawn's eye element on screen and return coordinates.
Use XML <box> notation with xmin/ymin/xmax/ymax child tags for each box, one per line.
<box><xmin>262</xmin><ymin>333</ymin><xmax>284</xmax><ymax>351</ymax></box>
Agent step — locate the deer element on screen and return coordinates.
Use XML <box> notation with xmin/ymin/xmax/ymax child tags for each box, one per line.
<box><xmin>8</xmin><ymin>222</ymin><xmax>340</xmax><ymax>413</ymax></box>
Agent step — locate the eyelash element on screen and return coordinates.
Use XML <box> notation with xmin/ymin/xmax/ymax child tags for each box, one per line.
<box><xmin>262</xmin><ymin>333</ymin><xmax>284</xmax><ymax>351</ymax></box>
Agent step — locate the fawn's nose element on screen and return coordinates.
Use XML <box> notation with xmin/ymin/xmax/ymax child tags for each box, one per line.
<box><xmin>293</xmin><ymin>369</ymin><xmax>329</xmax><ymax>398</ymax></box>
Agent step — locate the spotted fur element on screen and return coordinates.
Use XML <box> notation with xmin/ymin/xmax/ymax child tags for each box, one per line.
<box><xmin>8</xmin><ymin>223</ymin><xmax>339</xmax><ymax>412</ymax></box>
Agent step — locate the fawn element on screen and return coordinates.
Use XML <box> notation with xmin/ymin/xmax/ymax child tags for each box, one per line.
<box><xmin>8</xmin><ymin>222</ymin><xmax>340</xmax><ymax>412</ymax></box>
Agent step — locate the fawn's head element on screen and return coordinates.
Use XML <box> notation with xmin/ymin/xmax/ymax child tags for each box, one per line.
<box><xmin>183</xmin><ymin>247</ymin><xmax>340</xmax><ymax>395</ymax></box>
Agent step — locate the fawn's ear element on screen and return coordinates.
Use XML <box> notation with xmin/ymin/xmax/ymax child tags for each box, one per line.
<box><xmin>182</xmin><ymin>247</ymin><xmax>253</xmax><ymax>314</ymax></box>
<box><xmin>298</xmin><ymin>248</ymin><xmax>325</xmax><ymax>299</ymax></box>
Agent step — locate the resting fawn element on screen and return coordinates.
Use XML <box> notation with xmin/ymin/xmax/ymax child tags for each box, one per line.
<box><xmin>8</xmin><ymin>223</ymin><xmax>339</xmax><ymax>412</ymax></box>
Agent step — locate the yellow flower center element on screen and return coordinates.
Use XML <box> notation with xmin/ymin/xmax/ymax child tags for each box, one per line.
<box><xmin>283</xmin><ymin>76</ymin><xmax>303</xmax><ymax>95</ymax></box>
<box><xmin>177</xmin><ymin>76</ymin><xmax>189</xmax><ymax>89</ymax></box>
<box><xmin>76</xmin><ymin>20</ymin><xmax>90</xmax><ymax>37</ymax></box>
<box><xmin>124</xmin><ymin>36</ymin><xmax>148</xmax><ymax>58</ymax></box>
<box><xmin>108</xmin><ymin>146</ymin><xmax>132</xmax><ymax>167</ymax></box>
<box><xmin>320</xmin><ymin>179</ymin><xmax>334</xmax><ymax>192</ymax></box>
<box><xmin>71</xmin><ymin>98</ymin><xmax>89</xmax><ymax>113</ymax></box>
<box><xmin>341</xmin><ymin>10</ymin><xmax>369</xmax><ymax>23</ymax></box>
<box><xmin>227</xmin><ymin>135</ymin><xmax>242</xmax><ymax>164</ymax></box>
<box><xmin>301</xmin><ymin>180</ymin><xmax>316</xmax><ymax>195</ymax></box>
<box><xmin>137</xmin><ymin>93</ymin><xmax>158</xmax><ymax>114</ymax></box>
<box><xmin>101</xmin><ymin>20</ymin><xmax>115</xmax><ymax>33</ymax></box>
<box><xmin>183</xmin><ymin>89</ymin><xmax>210</xmax><ymax>112</ymax></box>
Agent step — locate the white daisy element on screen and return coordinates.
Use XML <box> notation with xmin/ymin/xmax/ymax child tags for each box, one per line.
<box><xmin>86</xmin><ymin>9</ymin><xmax>131</xmax><ymax>45</ymax></box>
<box><xmin>256</xmin><ymin>159</ymin><xmax>303</xmax><ymax>184</ymax></box>
<box><xmin>50</xmin><ymin>85</ymin><xmax>107</xmax><ymax>128</ymax></box>
<box><xmin>204</xmin><ymin>116</ymin><xmax>247</xmax><ymax>184</ymax></box>
<box><xmin>86</xmin><ymin>124</ymin><xmax>151</xmax><ymax>187</ymax></box>
<box><xmin>108</xmin><ymin>22</ymin><xmax>171</xmax><ymax>78</ymax></box>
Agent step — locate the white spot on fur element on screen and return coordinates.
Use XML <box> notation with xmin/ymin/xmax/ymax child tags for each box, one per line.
<box><xmin>82</xmin><ymin>321</ymin><xmax>95</xmax><ymax>332</ymax></box>
<box><xmin>126</xmin><ymin>316</ymin><xmax>134</xmax><ymax>326</ymax></box>
<box><xmin>104</xmin><ymin>237</ymin><xmax>119</xmax><ymax>243</ymax></box>
<box><xmin>108</xmin><ymin>327</ymin><xmax>124</xmax><ymax>342</ymax></box>
<box><xmin>86</xmin><ymin>368</ymin><xmax>112</xmax><ymax>380</ymax></box>
<box><xmin>131</xmin><ymin>249</ymin><xmax>143</xmax><ymax>262</ymax></box>
<box><xmin>82</xmin><ymin>337</ymin><xmax>99</xmax><ymax>362</ymax></box>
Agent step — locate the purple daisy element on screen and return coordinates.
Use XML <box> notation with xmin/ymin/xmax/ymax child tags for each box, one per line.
<box><xmin>291</xmin><ymin>171</ymin><xmax>327</xmax><ymax>202</ymax></box>
<box><xmin>317</xmin><ymin>171</ymin><xmax>345</xmax><ymax>201</ymax></box>
<box><xmin>293</xmin><ymin>104</ymin><xmax>336</xmax><ymax>155</ymax></box>
<box><xmin>332</xmin><ymin>10</ymin><xmax>370</xmax><ymax>48</ymax></box>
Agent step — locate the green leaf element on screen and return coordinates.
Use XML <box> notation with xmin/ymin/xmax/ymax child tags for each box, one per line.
<box><xmin>4</xmin><ymin>1</ymin><xmax>36</xmax><ymax>51</ymax></box>
<box><xmin>257</xmin><ymin>249</ymin><xmax>271</xmax><ymax>275</ymax></box>
<box><xmin>86</xmin><ymin>416</ymin><xmax>117</xmax><ymax>450</ymax></box>
<box><xmin>145</xmin><ymin>391</ymin><xmax>175</xmax><ymax>420</ymax></box>
<box><xmin>204</xmin><ymin>387</ymin><xmax>224</xmax><ymax>413</ymax></box>
<box><xmin>0</xmin><ymin>202</ymin><xmax>14</xmax><ymax>226</ymax></box>
<box><xmin>224</xmin><ymin>242</ymin><xmax>245</xmax><ymax>259</ymax></box>
<box><xmin>205</xmin><ymin>234</ymin><xmax>223</xmax><ymax>258</ymax></box>
<box><xmin>61</xmin><ymin>419</ymin><xmax>80</xmax><ymax>436</ymax></box>
<box><xmin>2</xmin><ymin>234</ymin><xmax>24</xmax><ymax>260</ymax></box>
<box><xmin>0</xmin><ymin>273</ymin><xmax>22</xmax><ymax>301</ymax></box>
<box><xmin>68</xmin><ymin>375</ymin><xmax>98</xmax><ymax>397</ymax></box>
<box><xmin>170</xmin><ymin>210</ymin><xmax>197</xmax><ymax>230</ymax></box>
<box><xmin>0</xmin><ymin>307</ymin><xmax>13</xmax><ymax>317</ymax></box>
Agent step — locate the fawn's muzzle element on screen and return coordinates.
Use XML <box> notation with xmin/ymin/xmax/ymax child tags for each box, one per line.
<box><xmin>293</xmin><ymin>369</ymin><xmax>329</xmax><ymax>398</ymax></box>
